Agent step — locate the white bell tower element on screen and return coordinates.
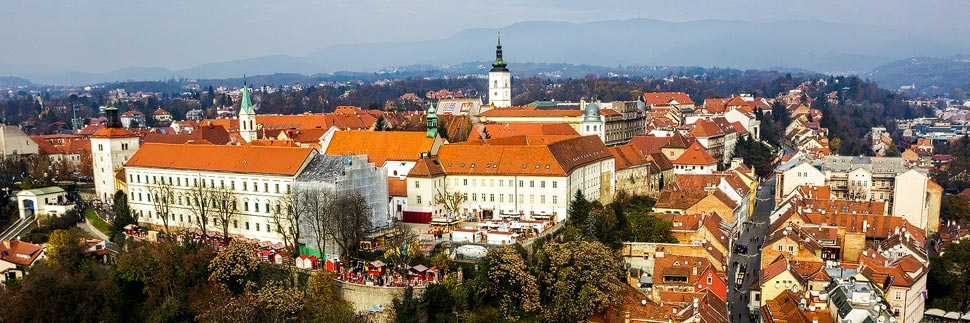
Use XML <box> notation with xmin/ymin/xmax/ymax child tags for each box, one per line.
<box><xmin>488</xmin><ymin>33</ymin><xmax>512</xmax><ymax>108</ymax></box>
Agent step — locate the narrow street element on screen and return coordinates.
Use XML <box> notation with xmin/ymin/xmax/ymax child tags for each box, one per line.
<box><xmin>727</xmin><ymin>173</ymin><xmax>777</xmax><ymax>323</ymax></box>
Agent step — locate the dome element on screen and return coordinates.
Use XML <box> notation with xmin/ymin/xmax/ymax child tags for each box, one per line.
<box><xmin>583</xmin><ymin>102</ymin><xmax>601</xmax><ymax>122</ymax></box>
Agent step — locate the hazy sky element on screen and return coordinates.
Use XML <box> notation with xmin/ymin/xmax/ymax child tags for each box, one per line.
<box><xmin>2</xmin><ymin>0</ymin><xmax>968</xmax><ymax>72</ymax></box>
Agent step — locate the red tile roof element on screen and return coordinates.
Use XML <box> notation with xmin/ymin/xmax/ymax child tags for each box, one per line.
<box><xmin>126</xmin><ymin>143</ymin><xmax>315</xmax><ymax>176</ymax></box>
<box><xmin>438</xmin><ymin>135</ymin><xmax>611</xmax><ymax>176</ymax></box>
<box><xmin>388</xmin><ymin>178</ymin><xmax>408</xmax><ymax>197</ymax></box>
<box><xmin>629</xmin><ymin>135</ymin><xmax>671</xmax><ymax>155</ymax></box>
<box><xmin>324</xmin><ymin>131</ymin><xmax>439</xmax><ymax>166</ymax></box>
<box><xmin>643</xmin><ymin>92</ymin><xmax>695</xmax><ymax>106</ymax></box>
<box><xmin>90</xmin><ymin>127</ymin><xmax>138</xmax><ymax>138</ymax></box>
<box><xmin>467</xmin><ymin>123</ymin><xmax>578</xmax><ymax>141</ymax></box>
<box><xmin>0</xmin><ymin>240</ymin><xmax>44</xmax><ymax>266</ymax></box>
<box><xmin>674</xmin><ymin>141</ymin><xmax>718</xmax><ymax>166</ymax></box>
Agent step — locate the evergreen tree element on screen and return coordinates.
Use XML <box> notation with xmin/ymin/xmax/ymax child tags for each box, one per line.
<box><xmin>567</xmin><ymin>190</ymin><xmax>591</xmax><ymax>228</ymax></box>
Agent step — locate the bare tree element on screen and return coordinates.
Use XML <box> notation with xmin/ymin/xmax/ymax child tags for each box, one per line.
<box><xmin>211</xmin><ymin>186</ymin><xmax>237</xmax><ymax>240</ymax></box>
<box><xmin>329</xmin><ymin>190</ymin><xmax>372</xmax><ymax>261</ymax></box>
<box><xmin>186</xmin><ymin>174</ymin><xmax>215</xmax><ymax>236</ymax></box>
<box><xmin>382</xmin><ymin>220</ymin><xmax>421</xmax><ymax>269</ymax></box>
<box><xmin>302</xmin><ymin>186</ymin><xmax>336</xmax><ymax>259</ymax></box>
<box><xmin>272</xmin><ymin>191</ymin><xmax>300</xmax><ymax>256</ymax></box>
<box><xmin>433</xmin><ymin>181</ymin><xmax>465</xmax><ymax>220</ymax></box>
<box><xmin>147</xmin><ymin>179</ymin><xmax>175</xmax><ymax>233</ymax></box>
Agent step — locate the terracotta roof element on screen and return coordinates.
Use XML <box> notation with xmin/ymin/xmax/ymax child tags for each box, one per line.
<box><xmin>408</xmin><ymin>157</ymin><xmax>446</xmax><ymax>178</ymax></box>
<box><xmin>126</xmin><ymin>143</ymin><xmax>315</xmax><ymax>176</ymax></box>
<box><xmin>703</xmin><ymin>98</ymin><xmax>730</xmax><ymax>113</ymax></box>
<box><xmin>388</xmin><ymin>178</ymin><xmax>408</xmax><ymax>197</ymax></box>
<box><xmin>247</xmin><ymin>139</ymin><xmax>301</xmax><ymax>147</ymax></box>
<box><xmin>674</xmin><ymin>141</ymin><xmax>718</xmax><ymax>166</ymax></box>
<box><xmin>687</xmin><ymin>119</ymin><xmax>725</xmax><ymax>138</ymax></box>
<box><xmin>653</xmin><ymin>254</ymin><xmax>713</xmax><ymax>287</ymax></box>
<box><xmin>646</xmin><ymin>153</ymin><xmax>674</xmax><ymax>171</ymax></box>
<box><xmin>467</xmin><ymin>123</ymin><xmax>578</xmax><ymax>141</ymax></box>
<box><xmin>629</xmin><ymin>135</ymin><xmax>671</xmax><ymax>155</ymax></box>
<box><xmin>609</xmin><ymin>144</ymin><xmax>651</xmax><ymax>170</ymax></box>
<box><xmin>479</xmin><ymin>107</ymin><xmax>583</xmax><ymax>118</ymax></box>
<box><xmin>0</xmin><ymin>240</ymin><xmax>44</xmax><ymax>266</ymax></box>
<box><xmin>438</xmin><ymin>135</ymin><xmax>611</xmax><ymax>176</ymax></box>
<box><xmin>325</xmin><ymin>131</ymin><xmax>438</xmax><ymax>166</ymax></box>
<box><xmin>90</xmin><ymin>127</ymin><xmax>138</xmax><ymax>138</ymax></box>
<box><xmin>663</xmin><ymin>131</ymin><xmax>692</xmax><ymax>149</ymax></box>
<box><xmin>642</xmin><ymin>92</ymin><xmax>695</xmax><ymax>106</ymax></box>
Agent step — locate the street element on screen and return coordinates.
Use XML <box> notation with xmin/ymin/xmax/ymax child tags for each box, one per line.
<box><xmin>727</xmin><ymin>173</ymin><xmax>777</xmax><ymax>323</ymax></box>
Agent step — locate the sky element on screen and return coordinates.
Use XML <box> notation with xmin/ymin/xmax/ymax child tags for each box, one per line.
<box><xmin>2</xmin><ymin>0</ymin><xmax>968</xmax><ymax>73</ymax></box>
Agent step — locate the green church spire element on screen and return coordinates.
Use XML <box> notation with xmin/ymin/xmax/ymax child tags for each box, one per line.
<box><xmin>426</xmin><ymin>101</ymin><xmax>438</xmax><ymax>138</ymax></box>
<box><xmin>490</xmin><ymin>32</ymin><xmax>508</xmax><ymax>72</ymax></box>
<box><xmin>240</xmin><ymin>81</ymin><xmax>254</xmax><ymax>115</ymax></box>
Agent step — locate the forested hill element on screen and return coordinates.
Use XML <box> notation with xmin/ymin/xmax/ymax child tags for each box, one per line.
<box><xmin>807</xmin><ymin>76</ymin><xmax>934</xmax><ymax>156</ymax></box>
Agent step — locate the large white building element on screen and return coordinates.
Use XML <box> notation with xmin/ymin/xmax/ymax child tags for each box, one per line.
<box><xmin>125</xmin><ymin>143</ymin><xmax>317</xmax><ymax>242</ymax></box>
<box><xmin>125</xmin><ymin>142</ymin><xmax>390</xmax><ymax>256</ymax></box>
<box><xmin>405</xmin><ymin>135</ymin><xmax>615</xmax><ymax>222</ymax></box>
<box><xmin>488</xmin><ymin>34</ymin><xmax>511</xmax><ymax>108</ymax></box>
<box><xmin>91</xmin><ymin>107</ymin><xmax>140</xmax><ymax>203</ymax></box>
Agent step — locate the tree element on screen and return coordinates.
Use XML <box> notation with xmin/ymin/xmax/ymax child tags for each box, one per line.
<box><xmin>211</xmin><ymin>186</ymin><xmax>238</xmax><ymax>240</ymax></box>
<box><xmin>329</xmin><ymin>191</ymin><xmax>373</xmax><ymax>261</ymax></box>
<box><xmin>534</xmin><ymin>240</ymin><xmax>622</xmax><ymax>323</ymax></box>
<box><xmin>208</xmin><ymin>240</ymin><xmax>259</xmax><ymax>294</ymax></box>
<box><xmin>45</xmin><ymin>229</ymin><xmax>82</xmax><ymax>270</ymax></box>
<box><xmin>477</xmin><ymin>245</ymin><xmax>539</xmax><ymax>320</ymax></box>
<box><xmin>625</xmin><ymin>210</ymin><xmax>678</xmax><ymax>243</ymax></box>
<box><xmin>952</xmin><ymin>87</ymin><xmax>966</xmax><ymax>102</ymax></box>
<box><xmin>434</xmin><ymin>181</ymin><xmax>466</xmax><ymax>220</ymax></box>
<box><xmin>303</xmin><ymin>270</ymin><xmax>359</xmax><ymax>322</ymax></box>
<box><xmin>271</xmin><ymin>190</ymin><xmax>299</xmax><ymax>257</ymax></box>
<box><xmin>298</xmin><ymin>186</ymin><xmax>336</xmax><ymax>259</ymax></box>
<box><xmin>186</xmin><ymin>175</ymin><xmax>215</xmax><ymax>236</ymax></box>
<box><xmin>374</xmin><ymin>115</ymin><xmax>389</xmax><ymax>131</ymax></box>
<box><xmin>567</xmin><ymin>190</ymin><xmax>592</xmax><ymax>228</ymax></box>
<box><xmin>929</xmin><ymin>241</ymin><xmax>970</xmax><ymax>311</ymax></box>
<box><xmin>479</xmin><ymin>126</ymin><xmax>492</xmax><ymax>140</ymax></box>
<box><xmin>110</xmin><ymin>190</ymin><xmax>135</xmax><ymax>238</ymax></box>
<box><xmin>383</xmin><ymin>220</ymin><xmax>422</xmax><ymax>269</ymax></box>
<box><xmin>147</xmin><ymin>179</ymin><xmax>175</xmax><ymax>233</ymax></box>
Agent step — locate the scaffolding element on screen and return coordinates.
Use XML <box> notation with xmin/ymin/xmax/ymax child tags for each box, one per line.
<box><xmin>293</xmin><ymin>154</ymin><xmax>388</xmax><ymax>259</ymax></box>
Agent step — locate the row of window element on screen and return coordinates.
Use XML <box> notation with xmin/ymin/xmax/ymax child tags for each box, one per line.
<box><xmin>416</xmin><ymin>194</ymin><xmax>559</xmax><ymax>206</ymax></box>
<box><xmin>418</xmin><ymin>178</ymin><xmax>561</xmax><ymax>189</ymax></box>
<box><xmin>131</xmin><ymin>192</ymin><xmax>282</xmax><ymax>214</ymax></box>
<box><xmin>137</xmin><ymin>209</ymin><xmax>277</xmax><ymax>233</ymax></box>
<box><xmin>130</xmin><ymin>173</ymin><xmax>289</xmax><ymax>194</ymax></box>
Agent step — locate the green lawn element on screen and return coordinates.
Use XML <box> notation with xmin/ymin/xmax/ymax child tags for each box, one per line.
<box><xmin>85</xmin><ymin>209</ymin><xmax>111</xmax><ymax>236</ymax></box>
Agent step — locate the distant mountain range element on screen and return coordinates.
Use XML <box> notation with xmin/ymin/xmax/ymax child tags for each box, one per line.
<box><xmin>865</xmin><ymin>56</ymin><xmax>970</xmax><ymax>90</ymax></box>
<box><xmin>2</xmin><ymin>18</ymin><xmax>969</xmax><ymax>88</ymax></box>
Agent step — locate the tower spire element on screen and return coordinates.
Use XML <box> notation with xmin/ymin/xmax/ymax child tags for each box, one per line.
<box><xmin>491</xmin><ymin>32</ymin><xmax>508</xmax><ymax>72</ymax></box>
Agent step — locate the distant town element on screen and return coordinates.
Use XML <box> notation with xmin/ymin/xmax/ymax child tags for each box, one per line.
<box><xmin>0</xmin><ymin>35</ymin><xmax>967</xmax><ymax>323</ymax></box>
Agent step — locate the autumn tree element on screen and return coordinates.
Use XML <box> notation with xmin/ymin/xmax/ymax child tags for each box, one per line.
<box><xmin>477</xmin><ymin>245</ymin><xmax>539</xmax><ymax>320</ymax></box>
<box><xmin>45</xmin><ymin>229</ymin><xmax>82</xmax><ymax>270</ymax></box>
<box><xmin>114</xmin><ymin>240</ymin><xmax>216</xmax><ymax>321</ymax></box>
<box><xmin>302</xmin><ymin>270</ymin><xmax>360</xmax><ymax>322</ymax></box>
<box><xmin>77</xmin><ymin>148</ymin><xmax>94</xmax><ymax>179</ymax></box>
<box><xmin>534</xmin><ymin>240</ymin><xmax>622</xmax><ymax>323</ymax></box>
<box><xmin>208</xmin><ymin>240</ymin><xmax>259</xmax><ymax>294</ymax></box>
<box><xmin>147</xmin><ymin>179</ymin><xmax>175</xmax><ymax>233</ymax></box>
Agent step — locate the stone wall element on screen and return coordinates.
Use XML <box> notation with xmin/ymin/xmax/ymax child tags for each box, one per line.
<box><xmin>338</xmin><ymin>280</ymin><xmax>425</xmax><ymax>313</ymax></box>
